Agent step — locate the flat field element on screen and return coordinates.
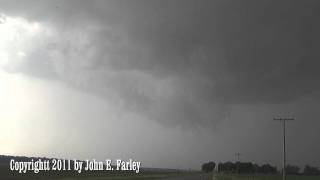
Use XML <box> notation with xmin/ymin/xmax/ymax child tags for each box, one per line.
<box><xmin>215</xmin><ymin>174</ymin><xmax>320</xmax><ymax>180</ymax></box>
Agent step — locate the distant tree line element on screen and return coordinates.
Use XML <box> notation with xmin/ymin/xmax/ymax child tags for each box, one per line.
<box><xmin>304</xmin><ymin>165</ymin><xmax>320</xmax><ymax>175</ymax></box>
<box><xmin>201</xmin><ymin>162</ymin><xmax>215</xmax><ymax>172</ymax></box>
<box><xmin>201</xmin><ymin>161</ymin><xmax>320</xmax><ymax>175</ymax></box>
<box><xmin>285</xmin><ymin>164</ymin><xmax>300</xmax><ymax>175</ymax></box>
<box><xmin>215</xmin><ymin>161</ymin><xmax>277</xmax><ymax>174</ymax></box>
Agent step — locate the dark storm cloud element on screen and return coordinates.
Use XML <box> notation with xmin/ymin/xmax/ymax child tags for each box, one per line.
<box><xmin>1</xmin><ymin>0</ymin><xmax>320</xmax><ymax>127</ymax></box>
<box><xmin>112</xmin><ymin>0</ymin><xmax>320</xmax><ymax>104</ymax></box>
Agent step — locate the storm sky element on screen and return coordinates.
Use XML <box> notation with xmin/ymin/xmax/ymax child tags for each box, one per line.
<box><xmin>0</xmin><ymin>0</ymin><xmax>319</xmax><ymax>170</ymax></box>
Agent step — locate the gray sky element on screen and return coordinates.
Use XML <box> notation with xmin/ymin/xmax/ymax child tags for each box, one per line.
<box><xmin>0</xmin><ymin>0</ymin><xmax>319</xmax><ymax>170</ymax></box>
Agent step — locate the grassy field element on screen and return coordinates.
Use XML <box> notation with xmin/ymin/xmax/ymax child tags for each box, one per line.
<box><xmin>0</xmin><ymin>165</ymin><xmax>202</xmax><ymax>180</ymax></box>
<box><xmin>55</xmin><ymin>173</ymin><xmax>195</xmax><ymax>180</ymax></box>
<box><xmin>0</xmin><ymin>173</ymin><xmax>204</xmax><ymax>180</ymax></box>
<box><xmin>214</xmin><ymin>174</ymin><xmax>320</xmax><ymax>180</ymax></box>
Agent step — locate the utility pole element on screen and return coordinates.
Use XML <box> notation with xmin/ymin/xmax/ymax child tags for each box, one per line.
<box><xmin>274</xmin><ymin>118</ymin><xmax>294</xmax><ymax>180</ymax></box>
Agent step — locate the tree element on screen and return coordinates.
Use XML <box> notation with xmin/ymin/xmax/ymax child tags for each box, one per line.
<box><xmin>201</xmin><ymin>162</ymin><xmax>215</xmax><ymax>172</ymax></box>
<box><xmin>286</xmin><ymin>164</ymin><xmax>300</xmax><ymax>175</ymax></box>
<box><xmin>212</xmin><ymin>161</ymin><xmax>278</xmax><ymax>174</ymax></box>
<box><xmin>221</xmin><ymin>162</ymin><xmax>236</xmax><ymax>173</ymax></box>
<box><xmin>238</xmin><ymin>162</ymin><xmax>254</xmax><ymax>173</ymax></box>
<box><xmin>304</xmin><ymin>165</ymin><xmax>320</xmax><ymax>175</ymax></box>
<box><xmin>260</xmin><ymin>164</ymin><xmax>278</xmax><ymax>174</ymax></box>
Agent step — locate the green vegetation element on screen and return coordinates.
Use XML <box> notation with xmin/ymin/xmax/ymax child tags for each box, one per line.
<box><xmin>214</xmin><ymin>174</ymin><xmax>320</xmax><ymax>180</ymax></box>
<box><xmin>0</xmin><ymin>155</ymin><xmax>206</xmax><ymax>179</ymax></box>
<box><xmin>56</xmin><ymin>172</ymin><xmax>200</xmax><ymax>180</ymax></box>
<box><xmin>202</xmin><ymin>161</ymin><xmax>320</xmax><ymax>176</ymax></box>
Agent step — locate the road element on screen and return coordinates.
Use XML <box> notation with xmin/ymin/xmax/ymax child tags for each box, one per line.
<box><xmin>159</xmin><ymin>173</ymin><xmax>212</xmax><ymax>180</ymax></box>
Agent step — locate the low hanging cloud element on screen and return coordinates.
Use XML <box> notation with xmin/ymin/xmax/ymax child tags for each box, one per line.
<box><xmin>1</xmin><ymin>0</ymin><xmax>320</xmax><ymax>128</ymax></box>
